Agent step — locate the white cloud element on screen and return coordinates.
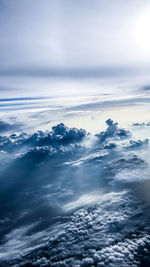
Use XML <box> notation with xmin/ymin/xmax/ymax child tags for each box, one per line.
<box><xmin>0</xmin><ymin>120</ymin><xmax>150</xmax><ymax>266</ymax></box>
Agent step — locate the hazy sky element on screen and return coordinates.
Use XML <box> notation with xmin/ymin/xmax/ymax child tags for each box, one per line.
<box><xmin>1</xmin><ymin>0</ymin><xmax>150</xmax><ymax>74</ymax></box>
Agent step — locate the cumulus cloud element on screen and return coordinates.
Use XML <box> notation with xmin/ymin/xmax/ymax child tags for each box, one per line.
<box><xmin>96</xmin><ymin>119</ymin><xmax>130</xmax><ymax>142</ymax></box>
<box><xmin>0</xmin><ymin>119</ymin><xmax>150</xmax><ymax>266</ymax></box>
<box><xmin>5</xmin><ymin>191</ymin><xmax>150</xmax><ymax>267</ymax></box>
<box><xmin>0</xmin><ymin>123</ymin><xmax>87</xmax><ymax>153</ymax></box>
<box><xmin>126</xmin><ymin>139</ymin><xmax>149</xmax><ymax>149</ymax></box>
<box><xmin>29</xmin><ymin>123</ymin><xmax>87</xmax><ymax>147</ymax></box>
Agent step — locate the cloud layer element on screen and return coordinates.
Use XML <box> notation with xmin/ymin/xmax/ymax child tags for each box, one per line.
<box><xmin>0</xmin><ymin>120</ymin><xmax>150</xmax><ymax>266</ymax></box>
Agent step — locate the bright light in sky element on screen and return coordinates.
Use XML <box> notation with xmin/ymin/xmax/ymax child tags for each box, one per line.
<box><xmin>133</xmin><ymin>7</ymin><xmax>150</xmax><ymax>61</ymax></box>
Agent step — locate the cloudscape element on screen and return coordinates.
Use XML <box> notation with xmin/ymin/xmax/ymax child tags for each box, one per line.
<box><xmin>1</xmin><ymin>1</ymin><xmax>150</xmax><ymax>266</ymax></box>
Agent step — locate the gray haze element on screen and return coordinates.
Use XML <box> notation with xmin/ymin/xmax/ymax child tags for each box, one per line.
<box><xmin>0</xmin><ymin>0</ymin><xmax>150</xmax><ymax>75</ymax></box>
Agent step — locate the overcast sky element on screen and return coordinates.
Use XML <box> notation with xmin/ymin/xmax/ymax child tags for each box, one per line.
<box><xmin>0</xmin><ymin>0</ymin><xmax>150</xmax><ymax>75</ymax></box>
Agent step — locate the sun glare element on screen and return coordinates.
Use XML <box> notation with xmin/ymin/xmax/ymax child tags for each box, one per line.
<box><xmin>133</xmin><ymin>7</ymin><xmax>150</xmax><ymax>59</ymax></box>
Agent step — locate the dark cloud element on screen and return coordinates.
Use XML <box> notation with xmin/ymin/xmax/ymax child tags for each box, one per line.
<box><xmin>142</xmin><ymin>85</ymin><xmax>150</xmax><ymax>91</ymax></box>
<box><xmin>0</xmin><ymin>120</ymin><xmax>22</xmax><ymax>133</ymax></box>
<box><xmin>0</xmin><ymin>66</ymin><xmax>133</xmax><ymax>79</ymax></box>
<box><xmin>96</xmin><ymin>119</ymin><xmax>130</xmax><ymax>142</ymax></box>
<box><xmin>0</xmin><ymin>97</ymin><xmax>50</xmax><ymax>102</ymax></box>
<box><xmin>0</xmin><ymin>123</ymin><xmax>87</xmax><ymax>152</ymax></box>
<box><xmin>126</xmin><ymin>139</ymin><xmax>149</xmax><ymax>149</ymax></box>
<box><xmin>3</xmin><ymin>191</ymin><xmax>150</xmax><ymax>267</ymax></box>
<box><xmin>132</xmin><ymin>122</ymin><xmax>150</xmax><ymax>127</ymax></box>
<box><xmin>66</xmin><ymin>97</ymin><xmax>150</xmax><ymax>113</ymax></box>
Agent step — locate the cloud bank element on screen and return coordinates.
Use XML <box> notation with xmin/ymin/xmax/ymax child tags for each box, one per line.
<box><xmin>0</xmin><ymin>119</ymin><xmax>150</xmax><ymax>266</ymax></box>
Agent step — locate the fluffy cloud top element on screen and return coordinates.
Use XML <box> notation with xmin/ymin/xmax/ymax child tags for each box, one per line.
<box><xmin>0</xmin><ymin>123</ymin><xmax>87</xmax><ymax>153</ymax></box>
<box><xmin>96</xmin><ymin>119</ymin><xmax>130</xmax><ymax>142</ymax></box>
<box><xmin>0</xmin><ymin>119</ymin><xmax>150</xmax><ymax>267</ymax></box>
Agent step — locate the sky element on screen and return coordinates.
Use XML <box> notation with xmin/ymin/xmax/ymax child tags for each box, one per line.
<box><xmin>1</xmin><ymin>0</ymin><xmax>150</xmax><ymax>134</ymax></box>
<box><xmin>0</xmin><ymin>0</ymin><xmax>150</xmax><ymax>134</ymax></box>
<box><xmin>1</xmin><ymin>0</ymin><xmax>150</xmax><ymax>76</ymax></box>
